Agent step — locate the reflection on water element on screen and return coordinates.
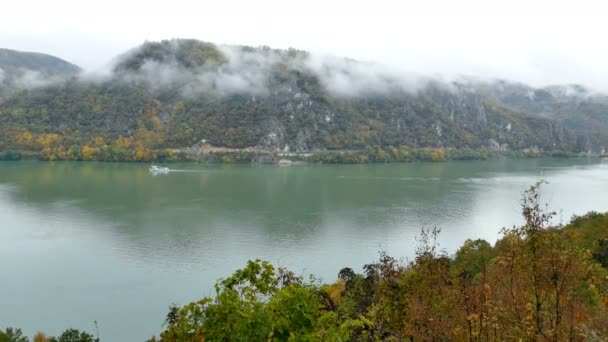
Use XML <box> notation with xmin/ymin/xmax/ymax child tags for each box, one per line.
<box><xmin>1</xmin><ymin>158</ymin><xmax>608</xmax><ymax>341</ymax></box>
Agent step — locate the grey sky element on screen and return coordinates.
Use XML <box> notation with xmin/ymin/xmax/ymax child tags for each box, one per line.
<box><xmin>3</xmin><ymin>0</ymin><xmax>608</xmax><ymax>89</ymax></box>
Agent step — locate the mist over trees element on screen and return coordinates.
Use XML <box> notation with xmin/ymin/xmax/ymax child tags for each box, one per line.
<box><xmin>1</xmin><ymin>39</ymin><xmax>607</xmax><ymax>163</ymax></box>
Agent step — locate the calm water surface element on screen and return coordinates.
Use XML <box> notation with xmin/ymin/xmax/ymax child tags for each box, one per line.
<box><xmin>1</xmin><ymin>158</ymin><xmax>607</xmax><ymax>341</ymax></box>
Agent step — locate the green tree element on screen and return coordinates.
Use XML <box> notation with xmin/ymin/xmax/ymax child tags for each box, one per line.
<box><xmin>49</xmin><ymin>329</ymin><xmax>98</xmax><ymax>342</ymax></box>
<box><xmin>0</xmin><ymin>327</ymin><xmax>28</xmax><ymax>342</ymax></box>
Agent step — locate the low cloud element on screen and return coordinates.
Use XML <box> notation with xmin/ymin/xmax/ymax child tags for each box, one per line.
<box><xmin>0</xmin><ymin>68</ymin><xmax>69</xmax><ymax>96</ymax></box>
<box><xmin>11</xmin><ymin>40</ymin><xmax>588</xmax><ymax>100</ymax></box>
<box><xmin>103</xmin><ymin>44</ymin><xmax>283</xmax><ymax>96</ymax></box>
<box><xmin>183</xmin><ymin>45</ymin><xmax>283</xmax><ymax>96</ymax></box>
<box><xmin>305</xmin><ymin>55</ymin><xmax>429</xmax><ymax>97</ymax></box>
<box><xmin>13</xmin><ymin>69</ymin><xmax>64</xmax><ymax>89</ymax></box>
<box><xmin>100</xmin><ymin>42</ymin><xmax>434</xmax><ymax>98</ymax></box>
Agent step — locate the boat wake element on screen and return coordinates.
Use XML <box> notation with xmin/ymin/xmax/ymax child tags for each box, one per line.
<box><xmin>149</xmin><ymin>165</ymin><xmax>207</xmax><ymax>175</ymax></box>
<box><xmin>167</xmin><ymin>169</ymin><xmax>207</xmax><ymax>173</ymax></box>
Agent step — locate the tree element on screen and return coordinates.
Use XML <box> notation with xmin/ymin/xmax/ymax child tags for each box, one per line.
<box><xmin>49</xmin><ymin>329</ymin><xmax>98</xmax><ymax>342</ymax></box>
<box><xmin>154</xmin><ymin>260</ymin><xmax>367</xmax><ymax>341</ymax></box>
<box><xmin>452</xmin><ymin>239</ymin><xmax>494</xmax><ymax>278</ymax></box>
<box><xmin>0</xmin><ymin>328</ymin><xmax>28</xmax><ymax>342</ymax></box>
<box><xmin>492</xmin><ymin>180</ymin><xmax>608</xmax><ymax>340</ymax></box>
<box><xmin>14</xmin><ymin>131</ymin><xmax>34</xmax><ymax>149</ymax></box>
<box><xmin>33</xmin><ymin>332</ymin><xmax>50</xmax><ymax>342</ymax></box>
<box><xmin>592</xmin><ymin>238</ymin><xmax>608</xmax><ymax>267</ymax></box>
<box><xmin>0</xmin><ymin>150</ymin><xmax>22</xmax><ymax>160</ymax></box>
<box><xmin>80</xmin><ymin>146</ymin><xmax>98</xmax><ymax>161</ymax></box>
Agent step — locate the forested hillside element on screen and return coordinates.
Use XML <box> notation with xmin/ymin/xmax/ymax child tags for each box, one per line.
<box><xmin>0</xmin><ymin>39</ymin><xmax>607</xmax><ymax>162</ymax></box>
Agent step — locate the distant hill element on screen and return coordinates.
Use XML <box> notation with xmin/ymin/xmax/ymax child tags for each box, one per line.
<box><xmin>0</xmin><ymin>48</ymin><xmax>81</xmax><ymax>99</ymax></box>
<box><xmin>0</xmin><ymin>48</ymin><xmax>81</xmax><ymax>78</ymax></box>
<box><xmin>466</xmin><ymin>80</ymin><xmax>608</xmax><ymax>153</ymax></box>
<box><xmin>0</xmin><ymin>39</ymin><xmax>606</xmax><ymax>162</ymax></box>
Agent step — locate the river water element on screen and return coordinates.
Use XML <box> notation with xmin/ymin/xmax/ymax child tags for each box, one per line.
<box><xmin>1</xmin><ymin>158</ymin><xmax>607</xmax><ymax>341</ymax></box>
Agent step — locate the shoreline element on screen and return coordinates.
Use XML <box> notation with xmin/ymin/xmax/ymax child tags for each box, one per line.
<box><xmin>1</xmin><ymin>147</ymin><xmax>606</xmax><ymax>165</ymax></box>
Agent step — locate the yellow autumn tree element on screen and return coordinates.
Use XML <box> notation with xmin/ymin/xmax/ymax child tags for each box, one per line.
<box><xmin>139</xmin><ymin>100</ymin><xmax>164</xmax><ymax>133</ymax></box>
<box><xmin>93</xmin><ymin>136</ymin><xmax>106</xmax><ymax>147</ymax></box>
<box><xmin>33</xmin><ymin>331</ymin><xmax>50</xmax><ymax>342</ymax></box>
<box><xmin>40</xmin><ymin>147</ymin><xmax>56</xmax><ymax>161</ymax></box>
<box><xmin>80</xmin><ymin>145</ymin><xmax>99</xmax><ymax>161</ymax></box>
<box><xmin>133</xmin><ymin>143</ymin><xmax>151</xmax><ymax>162</ymax></box>
<box><xmin>390</xmin><ymin>147</ymin><xmax>399</xmax><ymax>159</ymax></box>
<box><xmin>55</xmin><ymin>146</ymin><xmax>67</xmax><ymax>160</ymax></box>
<box><xmin>376</xmin><ymin>148</ymin><xmax>389</xmax><ymax>162</ymax></box>
<box><xmin>425</xmin><ymin>148</ymin><xmax>446</xmax><ymax>162</ymax></box>
<box><xmin>135</xmin><ymin>127</ymin><xmax>164</xmax><ymax>149</ymax></box>
<box><xmin>399</xmin><ymin>146</ymin><xmax>410</xmax><ymax>159</ymax></box>
<box><xmin>36</xmin><ymin>134</ymin><xmax>62</xmax><ymax>149</ymax></box>
<box><xmin>15</xmin><ymin>130</ymin><xmax>35</xmax><ymax>149</ymax></box>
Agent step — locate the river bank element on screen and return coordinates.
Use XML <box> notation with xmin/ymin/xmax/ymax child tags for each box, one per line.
<box><xmin>1</xmin><ymin>145</ymin><xmax>604</xmax><ymax>165</ymax></box>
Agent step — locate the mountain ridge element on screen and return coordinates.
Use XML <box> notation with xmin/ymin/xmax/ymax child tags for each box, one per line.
<box><xmin>0</xmin><ymin>39</ymin><xmax>606</xmax><ymax>162</ymax></box>
<box><xmin>0</xmin><ymin>48</ymin><xmax>81</xmax><ymax>77</ymax></box>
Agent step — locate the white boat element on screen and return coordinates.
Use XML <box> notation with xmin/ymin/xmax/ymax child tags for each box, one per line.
<box><xmin>149</xmin><ymin>165</ymin><xmax>170</xmax><ymax>174</ymax></box>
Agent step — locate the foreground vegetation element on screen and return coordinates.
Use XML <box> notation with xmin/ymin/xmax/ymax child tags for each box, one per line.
<box><xmin>2</xmin><ymin>182</ymin><xmax>607</xmax><ymax>341</ymax></box>
<box><xmin>0</xmin><ymin>328</ymin><xmax>98</xmax><ymax>342</ymax></box>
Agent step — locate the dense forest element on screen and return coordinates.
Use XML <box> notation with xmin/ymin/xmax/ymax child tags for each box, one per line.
<box><xmin>2</xmin><ymin>182</ymin><xmax>608</xmax><ymax>341</ymax></box>
<box><xmin>1</xmin><ymin>39</ymin><xmax>608</xmax><ymax>163</ymax></box>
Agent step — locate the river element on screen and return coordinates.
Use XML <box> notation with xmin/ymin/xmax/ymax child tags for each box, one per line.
<box><xmin>1</xmin><ymin>158</ymin><xmax>607</xmax><ymax>341</ymax></box>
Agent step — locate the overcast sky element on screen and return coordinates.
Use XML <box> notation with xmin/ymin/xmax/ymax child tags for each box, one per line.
<box><xmin>3</xmin><ymin>0</ymin><xmax>608</xmax><ymax>89</ymax></box>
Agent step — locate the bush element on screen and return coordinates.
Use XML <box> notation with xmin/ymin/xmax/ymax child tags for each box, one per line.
<box><xmin>0</xmin><ymin>150</ymin><xmax>22</xmax><ymax>161</ymax></box>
